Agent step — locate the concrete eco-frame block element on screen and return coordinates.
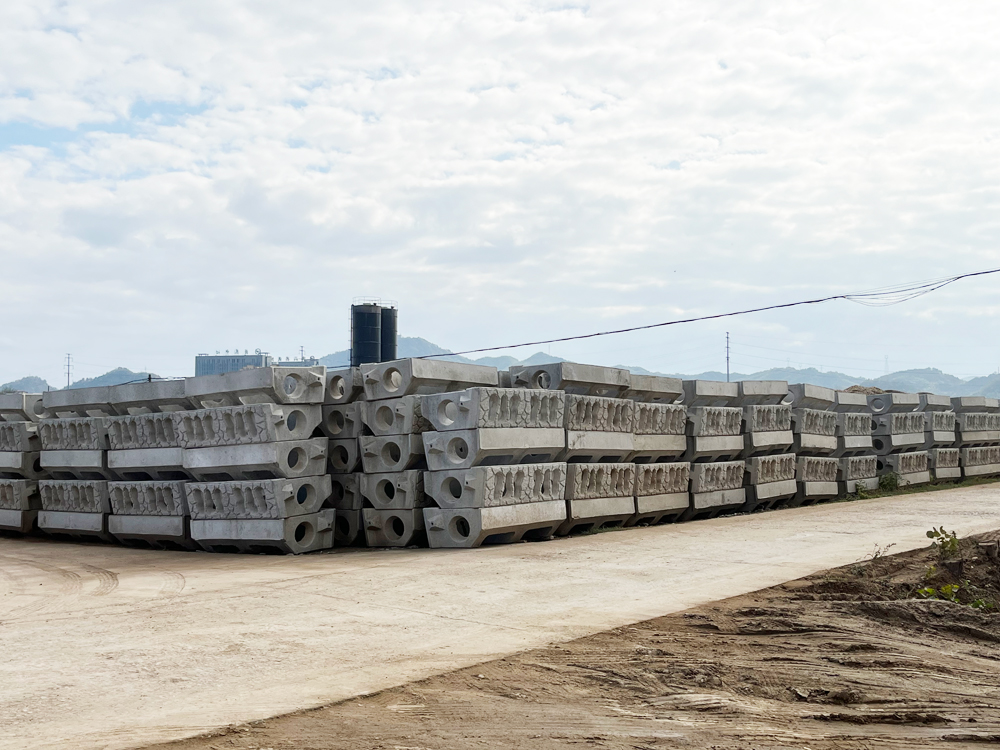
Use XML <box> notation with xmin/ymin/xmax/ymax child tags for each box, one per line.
<box><xmin>423</xmin><ymin>463</ymin><xmax>566</xmax><ymax>510</ymax></box>
<box><xmin>422</xmin><ymin>388</ymin><xmax>564</xmax><ymax>433</ymax></box>
<box><xmin>191</xmin><ymin>511</ymin><xmax>335</xmax><ymax>554</ymax></box>
<box><xmin>425</xmin><ymin>501</ymin><xmax>567</xmax><ymax>548</ymax></box>
<box><xmin>185</xmin><ymin>366</ymin><xmax>325</xmax><ymax>408</ymax></box>
<box><xmin>0</xmin><ymin>393</ymin><xmax>50</xmax><ymax>422</ymax></box>
<box><xmin>509</xmin><ymin>362</ymin><xmax>629</xmax><ymax>397</ymax></box>
<box><xmin>362</xmin><ymin>359</ymin><xmax>498</xmax><ymax>401</ymax></box>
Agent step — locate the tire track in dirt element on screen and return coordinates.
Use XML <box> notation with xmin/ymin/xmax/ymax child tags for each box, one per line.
<box><xmin>0</xmin><ymin>554</ymin><xmax>83</xmax><ymax>620</ymax></box>
<box><xmin>78</xmin><ymin>564</ymin><xmax>120</xmax><ymax>596</ymax></box>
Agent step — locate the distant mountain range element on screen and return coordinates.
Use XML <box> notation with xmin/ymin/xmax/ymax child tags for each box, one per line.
<box><xmin>4</xmin><ymin>337</ymin><xmax>1000</xmax><ymax>398</ymax></box>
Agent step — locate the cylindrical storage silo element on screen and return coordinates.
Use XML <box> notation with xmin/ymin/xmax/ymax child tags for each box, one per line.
<box><xmin>380</xmin><ymin>305</ymin><xmax>398</xmax><ymax>363</ymax></box>
<box><xmin>351</xmin><ymin>304</ymin><xmax>382</xmax><ymax>367</ymax></box>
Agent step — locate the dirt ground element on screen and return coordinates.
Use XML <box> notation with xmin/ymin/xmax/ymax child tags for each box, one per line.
<box><xmin>144</xmin><ymin>530</ymin><xmax>1000</xmax><ymax>750</ymax></box>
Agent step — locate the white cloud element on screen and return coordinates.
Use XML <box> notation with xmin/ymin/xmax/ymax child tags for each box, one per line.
<box><xmin>1</xmin><ymin>0</ymin><xmax>1000</xmax><ymax>384</ymax></box>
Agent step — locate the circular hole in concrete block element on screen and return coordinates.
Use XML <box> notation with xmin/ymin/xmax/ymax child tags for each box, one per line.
<box><xmin>447</xmin><ymin>437</ymin><xmax>469</xmax><ymax>464</ymax></box>
<box><xmin>294</xmin><ymin>521</ymin><xmax>315</xmax><ymax>546</ymax></box>
<box><xmin>377</xmin><ymin>479</ymin><xmax>396</xmax><ymax>503</ymax></box>
<box><xmin>327</xmin><ymin>410</ymin><xmax>346</xmax><ymax>435</ymax></box>
<box><xmin>296</xmin><ymin>483</ymin><xmax>314</xmax><ymax>505</ymax></box>
<box><xmin>328</xmin><ymin>376</ymin><xmax>346</xmax><ymax>401</ymax></box>
<box><xmin>450</xmin><ymin>516</ymin><xmax>471</xmax><ymax>540</ymax></box>
<box><xmin>335</xmin><ymin>515</ymin><xmax>351</xmax><ymax>537</ymax></box>
<box><xmin>877</xmin><ymin>460</ymin><xmax>885</xmax><ymax>471</ymax></box>
<box><xmin>284</xmin><ymin>374</ymin><xmax>304</xmax><ymax>397</ymax></box>
<box><xmin>332</xmin><ymin>444</ymin><xmax>350</xmax><ymax>469</ymax></box>
<box><xmin>386</xmin><ymin>515</ymin><xmax>405</xmax><ymax>540</ymax></box>
<box><xmin>533</xmin><ymin>371</ymin><xmax>552</xmax><ymax>389</ymax></box>
<box><xmin>375</xmin><ymin>405</ymin><xmax>395</xmax><ymax>431</ymax></box>
<box><xmin>873</xmin><ymin>439</ymin><xmax>884</xmax><ymax>451</ymax></box>
<box><xmin>383</xmin><ymin>368</ymin><xmax>403</xmax><ymax>393</ymax></box>
<box><xmin>287</xmin><ymin>409</ymin><xmax>308</xmax><ymax>437</ymax></box>
<box><xmin>870</xmin><ymin>397</ymin><xmax>885</xmax><ymax>413</ymax></box>
<box><xmin>287</xmin><ymin>447</ymin><xmax>305</xmax><ymax>469</ymax></box>
<box><xmin>382</xmin><ymin>441</ymin><xmax>402</xmax><ymax>465</ymax></box>
<box><xmin>331</xmin><ymin>480</ymin><xmax>345</xmax><ymax>502</ymax></box>
<box><xmin>447</xmin><ymin>477</ymin><xmax>462</xmax><ymax>499</ymax></box>
<box><xmin>437</xmin><ymin>400</ymin><xmax>458</xmax><ymax>427</ymax></box>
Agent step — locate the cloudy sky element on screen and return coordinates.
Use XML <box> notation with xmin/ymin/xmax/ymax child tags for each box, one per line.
<box><xmin>2</xmin><ymin>1</ymin><xmax>999</xmax><ymax>386</ymax></box>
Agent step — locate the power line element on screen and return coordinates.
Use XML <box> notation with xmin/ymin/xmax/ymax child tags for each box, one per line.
<box><xmin>418</xmin><ymin>266</ymin><xmax>1000</xmax><ymax>360</ymax></box>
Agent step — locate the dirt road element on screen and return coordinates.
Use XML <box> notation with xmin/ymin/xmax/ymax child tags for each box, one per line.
<box><xmin>3</xmin><ymin>485</ymin><xmax>1000</xmax><ymax>750</ymax></box>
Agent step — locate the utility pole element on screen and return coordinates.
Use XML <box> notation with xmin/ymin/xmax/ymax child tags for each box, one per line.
<box><xmin>884</xmin><ymin>355</ymin><xmax>889</xmax><ymax>376</ymax></box>
<box><xmin>726</xmin><ymin>332</ymin><xmax>730</xmax><ymax>383</ymax></box>
<box><xmin>65</xmin><ymin>354</ymin><xmax>72</xmax><ymax>388</ymax></box>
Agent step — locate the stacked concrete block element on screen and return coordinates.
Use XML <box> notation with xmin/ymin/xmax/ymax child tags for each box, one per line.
<box><xmin>786</xmin><ymin>384</ymin><xmax>838</xmax><ymax>456</ymax></box>
<box><xmin>920</xmin><ymin>394</ymin><xmax>960</xmax><ymax>481</ymax></box>
<box><xmin>424</xmin><ymin>463</ymin><xmax>567</xmax><ymax>547</ymax></box>
<box><xmin>558</xmin><ymin>462</ymin><xmax>635</xmax><ymax>535</ymax></box>
<box><xmin>360</xmin><ymin>359</ymin><xmax>501</xmax><ymax>547</ymax></box>
<box><xmin>185</xmin><ymin>365</ymin><xmax>327</xmax><ymax>408</ymax></box>
<box><xmin>38</xmin><ymin>417</ymin><xmax>114</xmax><ymax>480</ymax></box>
<box><xmin>792</xmin><ymin>456</ymin><xmax>841</xmax><ymax>505</ymax></box>
<box><xmin>685</xmin><ymin>460</ymin><xmax>746</xmax><ymax>521</ymax></box>
<box><xmin>628</xmin><ymin>462</ymin><xmax>691</xmax><ymax>525</ymax></box>
<box><xmin>629</xmin><ymin>402</ymin><xmax>687</xmax><ymax>463</ymax></box>
<box><xmin>737</xmin><ymin>381</ymin><xmax>795</xmax><ymax>512</ymax></box>
<box><xmin>106</xmin><ymin>412</ymin><xmax>186</xmax><ymax>480</ymax></box>
<box><xmin>678</xmin><ymin>381</ymin><xmax>744</xmax><ymax>518</ymax></box>
<box><xmin>186</xmin><ymin>477</ymin><xmax>334</xmax><ymax>553</ymax></box>
<box><xmin>0</xmin><ymin>394</ymin><xmax>46</xmax><ymax>533</ymax></box>
<box><xmin>422</xmin><ymin>386</ymin><xmax>566</xmax><ymax>547</ymax></box>
<box><xmin>37</xmin><ymin>479</ymin><xmax>114</xmax><ymax>541</ymax></box>
<box><xmin>868</xmin><ymin>393</ymin><xmax>930</xmax><ymax>488</ymax></box>
<box><xmin>952</xmin><ymin>397</ymin><xmax>1000</xmax><ymax>479</ymax></box>
<box><xmin>510</xmin><ymin>362</ymin><xmax>630</xmax><ymax>397</ymax></box>
<box><xmin>831</xmin><ymin>390</ymin><xmax>874</xmax><ymax>458</ymax></box>
<box><xmin>108</xmin><ymin>481</ymin><xmax>195</xmax><ymax>549</ymax></box>
<box><xmin>562</xmin><ymin>395</ymin><xmax>634</xmax><ymax>462</ymax></box>
<box><xmin>320</xmin><ymin>367</ymin><xmax>366</xmax><ymax>545</ymax></box>
<box><xmin>838</xmin><ymin>456</ymin><xmax>879</xmax><ymax>495</ymax></box>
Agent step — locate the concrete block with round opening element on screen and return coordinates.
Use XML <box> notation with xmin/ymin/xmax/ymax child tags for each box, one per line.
<box><xmin>328</xmin><ymin>438</ymin><xmax>361</xmax><ymax>473</ymax></box>
<box><xmin>421</xmin><ymin>388</ymin><xmax>565</xmax><ymax>433</ymax></box>
<box><xmin>172</xmin><ymin>404</ymin><xmax>322</xmax><ymax>448</ymax></box>
<box><xmin>182</xmin><ymin>438</ymin><xmax>329</xmax><ymax>481</ymax></box>
<box><xmin>321</xmin><ymin>403</ymin><xmax>363</xmax><ymax>440</ymax></box>
<box><xmin>186</xmin><ymin>475</ymin><xmax>331</xmax><ymax>519</ymax></box>
<box><xmin>422</xmin><ymin>427</ymin><xmax>564</xmax><ymax>471</ymax></box>
<box><xmin>359</xmin><ymin>470</ymin><xmax>427</xmax><ymax>510</ymax></box>
<box><xmin>191</xmin><ymin>510</ymin><xmax>335</xmax><ymax>554</ymax></box>
<box><xmin>425</xmin><ymin>500</ymin><xmax>567</xmax><ymax>548</ymax></box>
<box><xmin>324</xmin><ymin>367</ymin><xmax>364</xmax><ymax>405</ymax></box>
<box><xmin>185</xmin><ymin>366</ymin><xmax>326</xmax><ymax>409</ymax></box>
<box><xmin>423</xmin><ymin>463</ymin><xmax>566</xmax><ymax>509</ymax></box>
<box><xmin>509</xmin><ymin>362</ymin><xmax>630</xmax><ymax>397</ymax></box>
<box><xmin>0</xmin><ymin>392</ymin><xmax>51</xmax><ymax>423</ymax></box>
<box><xmin>360</xmin><ymin>395</ymin><xmax>431</xmax><ymax>437</ymax></box>
<box><xmin>359</xmin><ymin>433</ymin><xmax>425</xmax><ymax>473</ymax></box>
<box><xmin>360</xmin><ymin>359</ymin><xmax>498</xmax><ymax>402</ymax></box>
<box><xmin>362</xmin><ymin>508</ymin><xmax>426</xmax><ymax>547</ymax></box>
<box><xmin>0</xmin><ymin>451</ymin><xmax>46</xmax><ymax>480</ymax></box>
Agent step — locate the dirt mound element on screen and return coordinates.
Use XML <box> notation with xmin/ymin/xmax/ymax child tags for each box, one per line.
<box><xmin>845</xmin><ymin>384</ymin><xmax>886</xmax><ymax>394</ymax></box>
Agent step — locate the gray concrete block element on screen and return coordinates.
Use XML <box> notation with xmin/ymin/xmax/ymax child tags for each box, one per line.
<box><xmin>563</xmin><ymin>430</ymin><xmax>633</xmax><ymax>463</ymax></box>
<box><xmin>362</xmin><ymin>359</ymin><xmax>498</xmax><ymax>401</ymax></box>
<box><xmin>108</xmin><ymin>481</ymin><xmax>188</xmax><ymax>515</ymax></box>
<box><xmin>321</xmin><ymin>403</ymin><xmax>364</xmax><ymax>439</ymax></box>
<box><xmin>42</xmin><ymin>386</ymin><xmax>116</xmax><ymax>418</ymax></box>
<box><xmin>633</xmin><ymin>402</ymin><xmax>686</xmax><ymax>436</ymax></box>
<box><xmin>361</xmin><ymin>433</ymin><xmax>425</xmax><ymax>472</ymax></box>
<box><xmin>327</xmin><ymin>473</ymin><xmax>362</xmax><ymax>511</ymax></box>
<box><xmin>0</xmin><ymin>451</ymin><xmax>44</xmax><ymax>480</ymax></box>
<box><xmin>791</xmin><ymin>408</ymin><xmax>839</xmax><ymax>455</ymax></box>
<box><xmin>423</xmin><ymin>463</ymin><xmax>566</xmax><ymax>509</ymax></box>
<box><xmin>108</xmin><ymin>514</ymin><xmax>195</xmax><ymax>550</ymax></box>
<box><xmin>628</xmin><ymin>433</ymin><xmax>687</xmax><ymax>463</ymax></box>
<box><xmin>0</xmin><ymin>421</ymin><xmax>40</xmax><ymax>452</ymax></box>
<box><xmin>425</xmin><ymin>501</ymin><xmax>567</xmax><ymax>548</ymax></box>
<box><xmin>876</xmin><ymin>451</ymin><xmax>930</xmax><ymax>486</ymax></box>
<box><xmin>183</xmin><ymin>438</ymin><xmax>329</xmax><ymax>481</ymax></box>
<box><xmin>422</xmin><ymin>428</ymin><xmax>563</xmax><ymax>471</ymax></box>
<box><xmin>107</xmin><ymin>448</ymin><xmax>187</xmax><ymax>480</ymax></box>
<box><xmin>108</xmin><ymin>380</ymin><xmax>194</xmax><ymax>414</ymax></box>
<box><xmin>961</xmin><ymin>446</ymin><xmax>1000</xmax><ymax>478</ymax></box>
<box><xmin>746</xmin><ymin>453</ymin><xmax>795</xmax><ymax>486</ymax></box>
<box><xmin>867</xmin><ymin>392</ymin><xmax>920</xmax><ymax>414</ymax></box>
<box><xmin>737</xmin><ymin>380</ymin><xmax>788</xmax><ymax>405</ymax></box>
<box><xmin>952</xmin><ymin>396</ymin><xmax>1000</xmax><ymax>413</ymax></box>
<box><xmin>564</xmin><ymin>462</ymin><xmax>636</xmax><ymax>500</ymax></box>
<box><xmin>186</xmin><ymin>476</ymin><xmax>331</xmax><ymax>519</ymax></box>
<box><xmin>0</xmin><ymin>392</ymin><xmax>50</xmax><ymax>422</ymax></box>
<box><xmin>929</xmin><ymin>448</ymin><xmax>961</xmax><ymax>481</ymax></box>
<box><xmin>558</xmin><ymin>496</ymin><xmax>636</xmax><ymax>536</ymax></box>
<box><xmin>328</xmin><ymin>438</ymin><xmax>362</xmax><ymax>473</ymax></box>
<box><xmin>191</xmin><ymin>511</ymin><xmax>335</xmax><ymax>554</ymax></box>
<box><xmin>363</xmin><ymin>508</ymin><xmax>426</xmax><ymax>547</ymax></box>
<box><xmin>955</xmin><ymin>412</ymin><xmax>1000</xmax><ymax>446</ymax></box>
<box><xmin>39</xmin><ymin>417</ymin><xmax>109</xmax><ymax>450</ymax></box>
<box><xmin>173</xmin><ymin>404</ymin><xmax>322</xmax><ymax>448</ymax></box>
<box><xmin>742</xmin><ymin>404</ymin><xmax>793</xmax><ymax>456</ymax></box>
<box><xmin>924</xmin><ymin>411</ymin><xmax>957</xmax><ymax>448</ymax></box>
<box><xmin>838</xmin><ymin>455</ymin><xmax>878</xmax><ymax>494</ymax></box>
<box><xmin>361</xmin><ymin>395</ymin><xmax>432</xmax><ymax>436</ymax></box>
<box><xmin>621</xmin><ymin>374</ymin><xmax>683</xmax><ymax>403</ymax></box>
<box><xmin>333</xmin><ymin>508</ymin><xmax>364</xmax><ymax>546</ymax></box>
<box><xmin>0</xmin><ymin>508</ymin><xmax>38</xmax><ymax>533</ymax></box>
<box><xmin>832</xmin><ymin>390</ymin><xmax>868</xmax><ymax>413</ymax></box>
<box><xmin>684</xmin><ymin>487</ymin><xmax>746</xmax><ymax>521</ymax></box>
<box><xmin>627</xmin><ymin>462</ymin><xmax>690</xmax><ymax>525</ymax></box>
<box><xmin>325</xmin><ymin>367</ymin><xmax>365</xmax><ymax>405</ymax></box>
<box><xmin>107</xmin><ymin>413</ymin><xmax>180</xmax><ymax>450</ymax></box>
<box><xmin>359</xmin><ymin>470</ymin><xmax>427</xmax><ymax>510</ymax></box>
<box><xmin>422</xmin><ymin>388</ymin><xmax>564</xmax><ymax>433</ymax></box>
<box><xmin>919</xmin><ymin>394</ymin><xmax>953</xmax><ymax>411</ymax></box>
<box><xmin>744</xmin><ymin>479</ymin><xmax>797</xmax><ymax>512</ymax></box>
<box><xmin>784</xmin><ymin>384</ymin><xmax>835</xmax><ymax>410</ymax></box>
<box><xmin>38</xmin><ymin>510</ymin><xmax>114</xmax><ymax>541</ymax></box>
<box><xmin>510</xmin><ymin>362</ymin><xmax>629</xmax><ymax>397</ymax></box>
<box><xmin>684</xmin><ymin>406</ymin><xmax>743</xmax><ymax>460</ymax></box>
<box><xmin>0</xmin><ymin>479</ymin><xmax>39</xmax><ymax>510</ymax></box>
<box><xmin>39</xmin><ymin>479</ymin><xmax>110</xmax><ymax>512</ymax></box>
<box><xmin>871</xmin><ymin>413</ymin><xmax>925</xmax><ymax>454</ymax></box>
<box><xmin>682</xmin><ymin>380</ymin><xmax>738</xmax><ymax>406</ymax></box>
<box><xmin>783</xmin><ymin>456</ymin><xmax>840</xmax><ymax>507</ymax></box>
<box><xmin>40</xmin><ymin>450</ymin><xmax>114</xmax><ymax>480</ymax></box>
<box><xmin>185</xmin><ymin>366</ymin><xmax>326</xmax><ymax>408</ymax></box>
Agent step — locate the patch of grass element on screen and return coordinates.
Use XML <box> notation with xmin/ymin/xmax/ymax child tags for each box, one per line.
<box><xmin>848</xmin><ymin>474</ymin><xmax>1000</xmax><ymax>502</ymax></box>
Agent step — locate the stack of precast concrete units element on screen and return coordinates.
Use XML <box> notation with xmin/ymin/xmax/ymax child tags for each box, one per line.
<box><xmin>868</xmin><ymin>392</ymin><xmax>932</xmax><ymax>487</ymax></box>
<box><xmin>320</xmin><ymin>366</ymin><xmax>367</xmax><ymax>546</ymax></box>
<box><xmin>0</xmin><ymin>393</ymin><xmax>48</xmax><ymax>534</ymax></box>
<box><xmin>21</xmin><ymin>367</ymin><xmax>334</xmax><ymax>553</ymax></box>
<box><xmin>357</xmin><ymin>359</ymin><xmax>502</xmax><ymax>547</ymax></box>
<box><xmin>785</xmin><ymin>385</ymin><xmax>856</xmax><ymax>505</ymax></box>
<box><xmin>737</xmin><ymin>381</ymin><xmax>795</xmax><ymax>513</ymax></box>
<box><xmin>952</xmin><ymin>397</ymin><xmax>1000</xmax><ymax>480</ymax></box>
<box><xmin>680</xmin><ymin>380</ymin><xmax>745</xmax><ymax>520</ymax></box>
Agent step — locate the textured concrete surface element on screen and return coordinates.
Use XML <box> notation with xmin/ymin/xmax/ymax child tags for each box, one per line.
<box><xmin>2</xmin><ymin>484</ymin><xmax>1000</xmax><ymax>750</ymax></box>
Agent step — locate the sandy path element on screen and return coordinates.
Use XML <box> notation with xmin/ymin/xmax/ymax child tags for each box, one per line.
<box><xmin>2</xmin><ymin>484</ymin><xmax>999</xmax><ymax>750</ymax></box>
